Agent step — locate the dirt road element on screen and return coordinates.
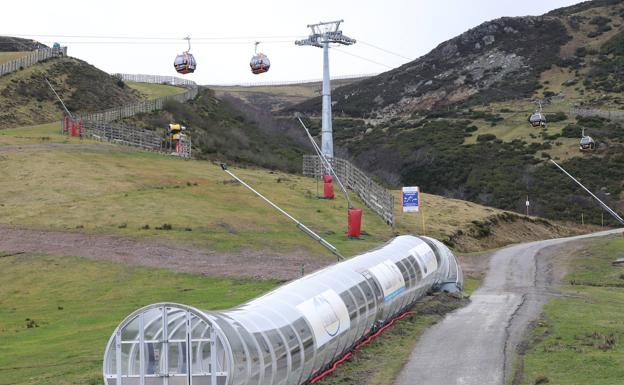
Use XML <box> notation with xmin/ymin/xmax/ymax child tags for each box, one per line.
<box><xmin>0</xmin><ymin>224</ymin><xmax>330</xmax><ymax>280</ymax></box>
<box><xmin>394</xmin><ymin>229</ymin><xmax>622</xmax><ymax>385</ymax></box>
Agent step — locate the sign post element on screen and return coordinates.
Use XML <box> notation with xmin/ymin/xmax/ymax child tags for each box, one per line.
<box><xmin>402</xmin><ymin>187</ymin><xmax>420</xmax><ymax>213</ymax></box>
<box><xmin>402</xmin><ymin>186</ymin><xmax>425</xmax><ymax>233</ymax></box>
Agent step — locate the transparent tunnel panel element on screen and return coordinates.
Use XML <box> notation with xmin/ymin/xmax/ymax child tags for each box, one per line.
<box><xmin>121</xmin><ymin>316</ymin><xmax>140</xmax><ymax>341</ymax></box>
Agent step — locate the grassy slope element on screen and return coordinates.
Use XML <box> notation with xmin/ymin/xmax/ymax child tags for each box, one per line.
<box><xmin>0</xmin><ymin>56</ymin><xmax>142</xmax><ymax>129</ymax></box>
<box><xmin>0</xmin><ymin>252</ymin><xmax>277</xmax><ymax>385</ymax></box>
<box><xmin>518</xmin><ymin>237</ymin><xmax>624</xmax><ymax>385</ymax></box>
<box><xmin>0</xmin><ymin>126</ymin><xmax>393</xmax><ymax>257</ymax></box>
<box><xmin>0</xmin><ymin>59</ymin><xmax>64</xmax><ymax>127</ymax></box>
<box><xmin>118</xmin><ymin>89</ymin><xmax>307</xmax><ymax>173</ymax></box>
<box><xmin>211</xmin><ymin>83</ymin><xmax>319</xmax><ymax>111</ymax></box>
<box><xmin>0</xmin><ymin>122</ymin><xmax>65</xmax><ymax>144</ymax></box>
<box><xmin>393</xmin><ymin>190</ymin><xmax>500</xmax><ymax>237</ymax></box>
<box><xmin>466</xmin><ymin>4</ymin><xmax>624</xmax><ymax>149</ymax></box>
<box><xmin>448</xmin><ymin>3</ymin><xmax>624</xmax><ymax>148</ymax></box>
<box><xmin>0</xmin><ymin>122</ymin><xmax>110</xmax><ymax>146</ymax></box>
<box><xmin>211</xmin><ymin>77</ymin><xmax>367</xmax><ymax>111</ymax></box>
<box><xmin>0</xmin><ymin>51</ymin><xmax>30</xmax><ymax>64</ymax></box>
<box><xmin>125</xmin><ymin>81</ymin><xmax>186</xmax><ymax>99</ymax></box>
<box><xmin>0</xmin><ymin>124</ymin><xmax>589</xmax><ymax>254</ymax></box>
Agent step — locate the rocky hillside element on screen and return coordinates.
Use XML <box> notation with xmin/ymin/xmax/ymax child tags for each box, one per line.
<box><xmin>292</xmin><ymin>0</ymin><xmax>624</xmax><ymax>118</ymax></box>
<box><xmin>0</xmin><ymin>36</ymin><xmax>47</xmax><ymax>52</ymax></box>
<box><xmin>295</xmin><ymin>17</ymin><xmax>569</xmax><ymax>117</ymax></box>
<box><xmin>282</xmin><ymin>0</ymin><xmax>624</xmax><ymax>226</ymax></box>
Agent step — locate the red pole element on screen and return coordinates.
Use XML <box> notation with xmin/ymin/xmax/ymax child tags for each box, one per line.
<box><xmin>347</xmin><ymin>208</ymin><xmax>362</xmax><ymax>238</ymax></box>
<box><xmin>71</xmin><ymin>121</ymin><xmax>76</xmax><ymax>137</ymax></box>
<box><xmin>64</xmin><ymin>116</ymin><xmax>69</xmax><ymax>135</ymax></box>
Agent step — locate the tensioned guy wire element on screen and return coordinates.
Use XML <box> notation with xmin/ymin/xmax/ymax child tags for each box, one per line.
<box><xmin>333</xmin><ymin>48</ymin><xmax>395</xmax><ymax>69</ymax></box>
<box><xmin>358</xmin><ymin>39</ymin><xmax>412</xmax><ymax>60</ymax></box>
<box><xmin>2</xmin><ymin>33</ymin><xmax>305</xmax><ymax>40</ymax></box>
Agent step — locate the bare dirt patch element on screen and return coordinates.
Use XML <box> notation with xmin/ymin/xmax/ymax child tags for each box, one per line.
<box><xmin>0</xmin><ymin>224</ymin><xmax>330</xmax><ymax>280</ymax></box>
<box><xmin>457</xmin><ymin>251</ymin><xmax>492</xmax><ymax>279</ymax></box>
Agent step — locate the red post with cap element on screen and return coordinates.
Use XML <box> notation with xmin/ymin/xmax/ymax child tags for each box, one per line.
<box><xmin>323</xmin><ymin>175</ymin><xmax>335</xmax><ymax>199</ymax></box>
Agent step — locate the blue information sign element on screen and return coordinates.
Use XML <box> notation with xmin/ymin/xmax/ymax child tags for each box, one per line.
<box><xmin>402</xmin><ymin>186</ymin><xmax>419</xmax><ymax>212</ymax></box>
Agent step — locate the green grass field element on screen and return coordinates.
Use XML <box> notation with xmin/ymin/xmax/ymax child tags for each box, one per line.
<box><xmin>0</xmin><ymin>134</ymin><xmax>396</xmax><ymax>257</ymax></box>
<box><xmin>0</xmin><ymin>122</ymin><xmax>583</xmax><ymax>256</ymax></box>
<box><xmin>0</xmin><ymin>252</ymin><xmax>278</xmax><ymax>385</ymax></box>
<box><xmin>125</xmin><ymin>81</ymin><xmax>187</xmax><ymax>99</ymax></box>
<box><xmin>210</xmin><ymin>77</ymin><xmax>365</xmax><ymax>111</ymax></box>
<box><xmin>0</xmin><ymin>122</ymin><xmax>108</xmax><ymax>145</ymax></box>
<box><xmin>0</xmin><ymin>122</ymin><xmax>64</xmax><ymax>143</ymax></box>
<box><xmin>518</xmin><ymin>237</ymin><xmax>624</xmax><ymax>385</ymax></box>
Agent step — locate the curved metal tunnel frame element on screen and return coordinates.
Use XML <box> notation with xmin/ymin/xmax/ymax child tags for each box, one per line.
<box><xmin>103</xmin><ymin>303</ymin><xmax>232</xmax><ymax>385</ymax></box>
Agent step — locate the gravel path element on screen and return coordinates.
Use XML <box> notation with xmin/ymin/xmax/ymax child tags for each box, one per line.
<box><xmin>394</xmin><ymin>228</ymin><xmax>622</xmax><ymax>385</ymax></box>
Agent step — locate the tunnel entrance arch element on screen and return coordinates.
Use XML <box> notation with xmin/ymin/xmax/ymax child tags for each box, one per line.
<box><xmin>103</xmin><ymin>303</ymin><xmax>231</xmax><ymax>385</ymax></box>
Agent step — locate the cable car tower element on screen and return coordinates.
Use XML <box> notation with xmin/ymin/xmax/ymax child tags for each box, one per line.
<box><xmin>296</xmin><ymin>20</ymin><xmax>355</xmax><ymax>159</ymax></box>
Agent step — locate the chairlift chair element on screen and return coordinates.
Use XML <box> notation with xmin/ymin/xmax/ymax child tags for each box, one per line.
<box><xmin>579</xmin><ymin>127</ymin><xmax>596</xmax><ymax>151</ymax></box>
<box><xmin>529</xmin><ymin>112</ymin><xmax>546</xmax><ymax>128</ymax></box>
<box><xmin>250</xmin><ymin>42</ymin><xmax>270</xmax><ymax>75</ymax></box>
<box><xmin>528</xmin><ymin>100</ymin><xmax>546</xmax><ymax>128</ymax></box>
<box><xmin>174</xmin><ymin>36</ymin><xmax>196</xmax><ymax>75</ymax></box>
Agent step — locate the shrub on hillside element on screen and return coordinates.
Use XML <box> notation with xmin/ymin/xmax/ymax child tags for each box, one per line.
<box><xmin>589</xmin><ymin>16</ymin><xmax>611</xmax><ymax>26</ymax></box>
<box><xmin>117</xmin><ymin>90</ymin><xmax>305</xmax><ymax>172</ymax></box>
<box><xmin>601</xmin><ymin>31</ymin><xmax>624</xmax><ymax>56</ymax></box>
<box><xmin>476</xmin><ymin>133</ymin><xmax>497</xmax><ymax>142</ymax></box>
<box><xmin>561</xmin><ymin>124</ymin><xmax>581</xmax><ymax>138</ymax></box>
<box><xmin>545</xmin><ymin>112</ymin><xmax>567</xmax><ymax>122</ymax></box>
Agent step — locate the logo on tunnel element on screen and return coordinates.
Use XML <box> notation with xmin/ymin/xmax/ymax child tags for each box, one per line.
<box><xmin>313</xmin><ymin>296</ymin><xmax>341</xmax><ymax>336</ymax></box>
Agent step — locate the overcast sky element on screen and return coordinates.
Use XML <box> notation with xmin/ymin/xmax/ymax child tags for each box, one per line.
<box><xmin>3</xmin><ymin>0</ymin><xmax>582</xmax><ymax>85</ymax></box>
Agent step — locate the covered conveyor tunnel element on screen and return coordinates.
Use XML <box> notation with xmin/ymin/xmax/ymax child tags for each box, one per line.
<box><xmin>103</xmin><ymin>235</ymin><xmax>463</xmax><ymax>385</ymax></box>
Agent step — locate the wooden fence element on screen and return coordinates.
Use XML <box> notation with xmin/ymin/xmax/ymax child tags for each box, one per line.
<box><xmin>0</xmin><ymin>47</ymin><xmax>67</xmax><ymax>77</ymax></box>
<box><xmin>303</xmin><ymin>155</ymin><xmax>394</xmax><ymax>225</ymax></box>
<box><xmin>112</xmin><ymin>73</ymin><xmax>197</xmax><ymax>87</ymax></box>
<box><xmin>61</xmin><ymin>118</ymin><xmax>192</xmax><ymax>158</ymax></box>
<box><xmin>61</xmin><ymin>72</ymin><xmax>197</xmax><ymax>158</ymax></box>
<box><xmin>76</xmin><ymin>75</ymin><xmax>198</xmax><ymax>123</ymax></box>
<box><xmin>570</xmin><ymin>107</ymin><xmax>624</xmax><ymax>120</ymax></box>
